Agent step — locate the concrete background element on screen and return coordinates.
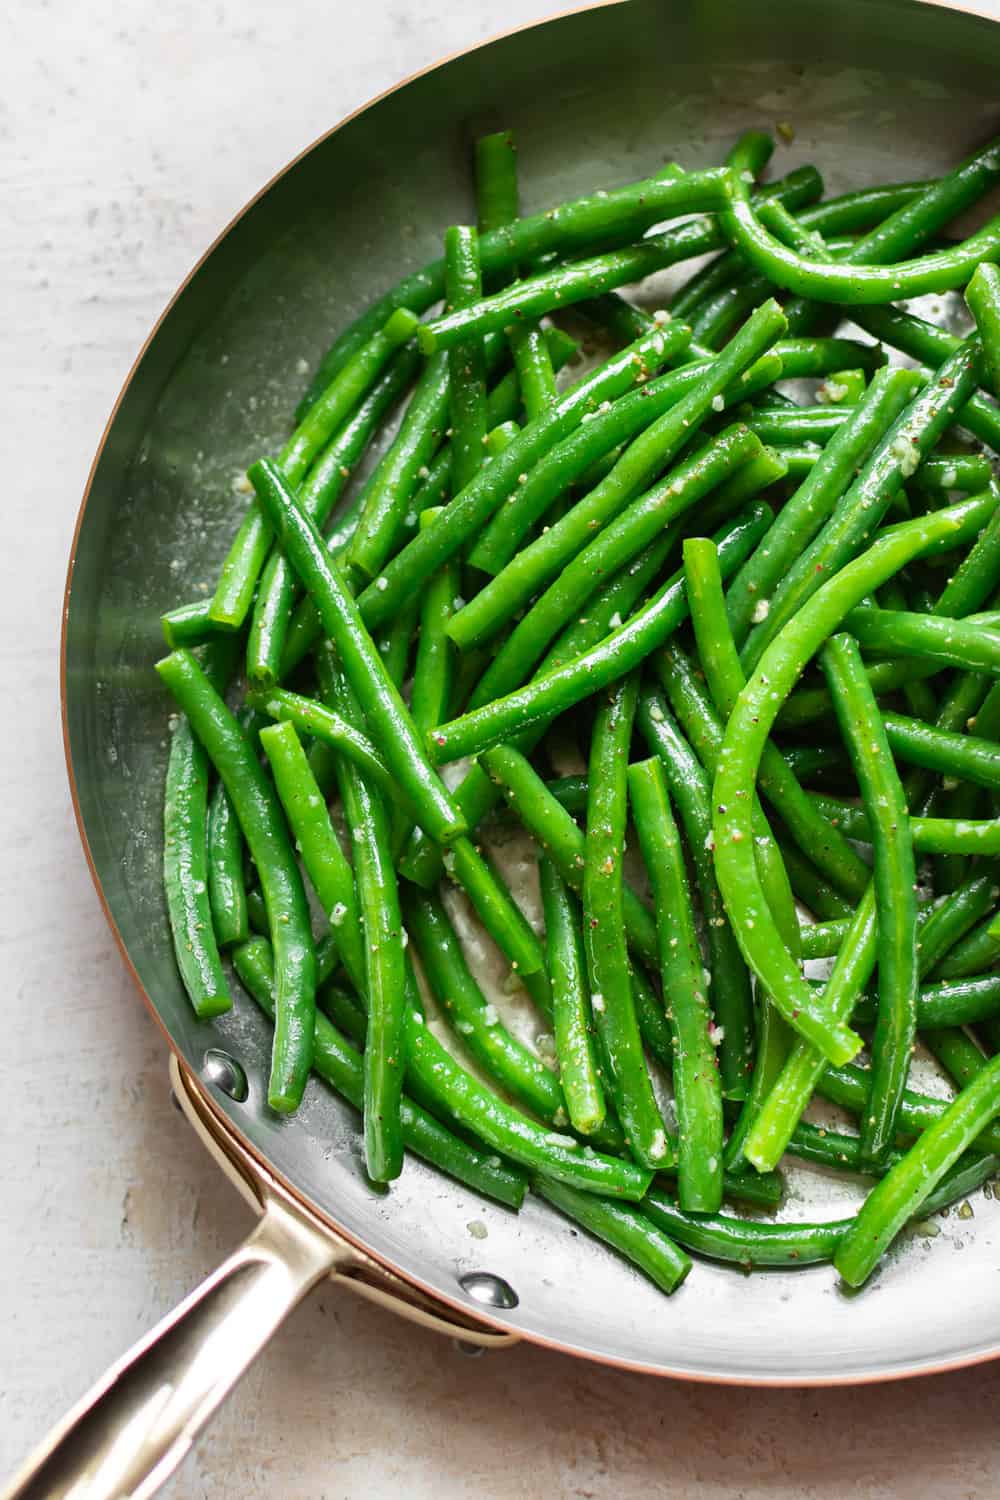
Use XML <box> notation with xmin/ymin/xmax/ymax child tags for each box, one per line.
<box><xmin>4</xmin><ymin>0</ymin><xmax>1000</xmax><ymax>1494</ymax></box>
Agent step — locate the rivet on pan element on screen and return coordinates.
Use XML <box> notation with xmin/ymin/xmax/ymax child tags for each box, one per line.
<box><xmin>202</xmin><ymin>1049</ymin><xmax>249</xmax><ymax>1102</ymax></box>
<box><xmin>458</xmin><ymin>1271</ymin><xmax>519</xmax><ymax>1309</ymax></box>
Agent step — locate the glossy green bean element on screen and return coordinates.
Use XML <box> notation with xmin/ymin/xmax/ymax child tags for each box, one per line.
<box><xmin>635</xmin><ymin>691</ymin><xmax>754</xmax><ymax>1099</ymax></box>
<box><xmin>233</xmin><ymin>939</ymin><xmax>526</xmax><ymax>1207</ymax></box>
<box><xmin>851</xmin><ymin>972</ymin><xmax>1000</xmax><ymax>1029</ymax></box>
<box><xmin>247</xmin><ymin>686</ymin><xmax>397</xmax><ymax>795</ymax></box>
<box><xmin>628</xmin><ymin>758</ymin><xmax>723</xmax><ymax>1210</ymax></box>
<box><xmin>206</xmin><ymin>771</ymin><xmax>248</xmax><ymax>950</ymax></box>
<box><xmin>776</xmin><ymin>658</ymin><xmax>943</xmax><ymax>730</ymax></box>
<box><xmin>402</xmin><ymin>1008</ymin><xmax>652</xmax><ymax>1197</ymax></box>
<box><xmin>539</xmin><ymin>856</ymin><xmax>606</xmax><ymax>1136</ymax></box>
<box><xmin>404</xmin><ymin>887</ymin><xmax>562</xmax><ymax>1122</ymax></box>
<box><xmin>966</xmin><ymin>261</ymin><xmax>1000</xmax><ymax>397</ymax></box>
<box><xmin>712</xmin><ymin>496</ymin><xmax>999</xmax><ymax>1067</ymax></box>
<box><xmin>835</xmin><ymin>1053</ymin><xmax>1000</xmax><ymax>1286</ymax></box>
<box><xmin>444</xmin><ymin>225</ymin><xmax>488</xmax><ymax>494</ymax></box>
<box><xmin>161</xmin><ymin>598</ymin><xmax>217</xmax><ymax>649</ymax></box>
<box><xmin>410</xmin><ymin>509</ymin><xmax>458</xmax><ymax>737</ymax></box>
<box><xmin>534</xmin><ymin>1176</ymin><xmax>691</xmax><ymax>1293</ymax></box>
<box><xmin>474</xmin><ymin>130</ymin><xmax>519</xmax><ymax>237</ymax></box>
<box><xmin>937</xmin><ymin>912</ymin><xmax>1000</xmax><ymax>980</ymax></box>
<box><xmin>845</xmin><ymin>604</ymin><xmax>1000</xmax><ymax>674</ymax></box>
<box><xmin>822</xmin><ymin>633</ymin><xmax>917</xmax><ymax>1163</ymax></box>
<box><xmin>162</xmin><ymin>638</ymin><xmax>239</xmax><ymax>1019</ymax></box>
<box><xmin>644</xmin><ymin>1191</ymin><xmax>845</xmax><ymax>1268</ymax></box>
<box><xmin>811</xmin><ymin>795</ymin><xmax>1000</xmax><ymax>857</ymax></box>
<box><xmin>156</xmin><ymin>649</ymin><xmax>315</xmax><ymax>1111</ymax></box>
<box><xmin>429</xmin><ymin>503</ymin><xmax>772</xmax><ymax>763</ymax></box>
<box><xmin>882</xmin><ymin>711</ymin><xmax>1000</xmax><ymax>791</ymax></box>
<box><xmin>583</xmin><ymin>677</ymin><xmax>672</xmax><ymax>1169</ymax></box>
<box><xmin>934</xmin><ymin>498</ymin><xmax>1000</xmax><ymax>618</ymax></box>
<box><xmin>249</xmin><ymin>458</ymin><xmax>465</xmax><ymax>846</ymax></box>
<box><xmin>720</xmin><ymin>141</ymin><xmax>1000</xmax><ymax>304</ymax></box>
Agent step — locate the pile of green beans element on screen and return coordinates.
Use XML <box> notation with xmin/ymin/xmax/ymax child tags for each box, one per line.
<box><xmin>156</xmin><ymin>122</ymin><xmax>1000</xmax><ymax>1298</ymax></box>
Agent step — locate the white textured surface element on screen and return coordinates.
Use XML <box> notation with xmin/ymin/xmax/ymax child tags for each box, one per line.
<box><xmin>5</xmin><ymin>1</ymin><xmax>1000</xmax><ymax>1496</ymax></box>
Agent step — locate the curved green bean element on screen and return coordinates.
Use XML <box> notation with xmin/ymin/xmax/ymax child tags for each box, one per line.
<box><xmin>966</xmin><ymin>261</ymin><xmax>1000</xmax><ymax>397</ymax></box>
<box><xmin>534</xmin><ymin>1176</ymin><xmax>691</xmax><ymax>1294</ymax></box>
<box><xmin>206</xmin><ymin>771</ymin><xmax>248</xmax><ymax>950</ymax></box>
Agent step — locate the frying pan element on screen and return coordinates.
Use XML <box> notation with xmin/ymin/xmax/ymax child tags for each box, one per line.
<box><xmin>9</xmin><ymin>0</ymin><xmax>1000</xmax><ymax>1491</ymax></box>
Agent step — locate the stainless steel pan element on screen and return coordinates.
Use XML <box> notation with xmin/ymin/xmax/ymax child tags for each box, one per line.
<box><xmin>9</xmin><ymin>0</ymin><xmax>1000</xmax><ymax>1493</ymax></box>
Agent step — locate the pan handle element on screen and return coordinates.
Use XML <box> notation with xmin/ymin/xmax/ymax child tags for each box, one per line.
<box><xmin>1</xmin><ymin>1194</ymin><xmax>337</xmax><ymax>1500</ymax></box>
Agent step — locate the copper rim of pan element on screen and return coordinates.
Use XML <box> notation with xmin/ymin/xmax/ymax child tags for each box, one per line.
<box><xmin>58</xmin><ymin>0</ymin><xmax>1000</xmax><ymax>1387</ymax></box>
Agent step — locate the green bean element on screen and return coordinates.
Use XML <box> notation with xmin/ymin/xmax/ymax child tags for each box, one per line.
<box><xmin>937</xmin><ymin>911</ymin><xmax>1000</xmax><ymax>980</ymax></box>
<box><xmin>628</xmin><ymin>758</ymin><xmax>723</xmax><ymax>1210</ymax></box>
<box><xmin>934</xmin><ymin>498</ymin><xmax>1000</xmax><ymax>619</ymax></box>
<box><xmin>355</xmin><ymin>327</ymin><xmax>683</xmax><ymax>630</ymax></box>
<box><xmin>845</xmin><ymin>604</ymin><xmax>1000</xmax><ymax>674</ymax></box>
<box><xmin>429</xmin><ymin>502</ymin><xmax>772</xmax><ymax>763</ymax></box>
<box><xmin>923</xmin><ymin>1029</ymin><xmax>990</xmax><ymax>1091</ymax></box>
<box><xmin>720</xmin><ymin>140</ymin><xmax>1000</xmax><ymax>304</ymax></box>
<box><xmin>442</xmin><ymin>836</ymin><xmax>549</xmax><ymax>991</ymax></box>
<box><xmin>777</xmin><ymin>839</ymin><xmax>854</xmax><ymax>921</ymax></box>
<box><xmin>743</xmin><ymin>406</ymin><xmax>851</xmax><ymax>444</ymax></box>
<box><xmin>256</xmin><ymin>719</ymin><xmax>361</xmax><ymax>973</ymax></box>
<box><xmin>741</xmin><ymin>342</ymin><xmax>983</xmax><ymax>671</ymax></box>
<box><xmin>713</xmin><ymin>495</ymin><xmax>999</xmax><ymax>1066</ymax></box>
<box><xmin>156</xmin><ymin>649</ymin><xmax>316</xmax><ymax>1111</ymax></box>
<box><xmin>798</xmin><ymin>918</ymin><xmax>852</xmax><ymax>960</ymax></box>
<box><xmin>744</xmin><ymin>882</ymin><xmax>878</xmax><ymax>1172</ymax></box>
<box><xmin>464</xmin><ymin>341</ymin><xmax>778</xmax><ymax>588</ymax></box>
<box><xmin>835</xmin><ymin>1052</ymin><xmax>1000</xmax><ymax>1286</ymax></box>
<box><xmin>344</xmin><ymin>350</ymin><xmax>452</xmax><ymax>581</ymax></box>
<box><xmin>726</xmin><ymin>368</ymin><xmax>922</xmax><ymax>646</ymax></box>
<box><xmin>410</xmin><ymin>510</ymin><xmax>458</xmax><ymax>737</ymax></box>
<box><xmin>583</xmin><ymin>678</ymin><xmax>672</xmax><ymax>1169</ymax></box>
<box><xmin>650</xmin><ymin>641</ymin><xmax>801</xmax><ymax>954</ymax></box>
<box><xmin>510</xmin><ymin>323</ymin><xmax>558</xmax><ymax>420</ymax></box>
<box><xmin>915</xmin><ymin>454</ymin><xmax>994</xmax><ymax>497</ymax></box>
<box><xmin>249</xmin><ymin>458</ymin><xmax>465</xmax><ymax>845</ymax></box>
<box><xmin>233</xmin><ymin>938</ymin><xmax>526</xmax><ymax>1207</ymax></box>
<box><xmin>469</xmin><ymin>425</ymin><xmax>763</xmax><ymax>707</ymax></box>
<box><xmin>210</xmin><ymin>307</ymin><xmax>419</xmax><ymax>630</ymax></box>
<box><xmin>247</xmin><ymin>344</ymin><xmax>424</xmax><ymax>685</ymax></box>
<box><xmin>810</xmin><ymin>796</ymin><xmax>1000</xmax><ymax>857</ymax></box>
<box><xmin>819</xmin><ymin>1056</ymin><xmax>1000</xmax><ymax>1157</ymax></box>
<box><xmin>246</xmin><ymin>685</ymin><xmax>399</xmax><ymax>794</ymax></box>
<box><xmin>415</xmin><ymin>172</ymin><xmax>742</xmax><ymax>353</ymax></box>
<box><xmin>851</xmin><ymin>973</ymin><xmax>1000</xmax><ymax>1029</ymax></box>
<box><xmin>322</xmin><ymin>678</ymin><xmax>406</xmax><ymax>1183</ymax></box>
<box><xmin>474</xmin><ymin>130</ymin><xmax>519</xmax><ymax>238</ymax></box>
<box><xmin>444</xmin><ymin>225</ymin><xmax>488</xmax><ymax>494</ymax></box>
<box><xmin>783</xmin><ymin>1121</ymin><xmax>998</xmax><ymax>1212</ymax></box>
<box><xmin>850</xmin><ymin>305</ymin><xmax>1000</xmax><ymax>453</ymax></box>
<box><xmin>161</xmin><ymin>598</ymin><xmax>217</xmax><ymax>649</ymax></box>
<box><xmin>161</xmin><ymin>638</ymin><xmax>239</xmax><ymax>1019</ymax></box>
<box><xmin>403</xmin><ymin>887</ymin><xmax>562</xmax><ymax>1122</ymax></box>
<box><xmin>635</xmin><ymin>691</ymin><xmax>754</xmax><ymax>1098</ymax></box>
<box><xmin>539</xmin><ymin>857</ymin><xmax>606</xmax><ymax>1136</ymax></box>
<box><xmin>966</xmin><ymin>261</ymin><xmax>1000</xmax><ymax>397</ymax></box>
<box><xmin>644</xmin><ymin>1191</ymin><xmax>845</xmax><ymax>1269</ymax></box>
<box><xmin>403</xmin><ymin>1008</ymin><xmax>652</xmax><ymax>1197</ymax></box>
<box><xmin>533</xmin><ymin>1176</ymin><xmax>691</xmax><ymax>1294</ymax></box>
<box><xmin>459</xmin><ymin>299</ymin><xmax>785</xmax><ymax>630</ymax></box>
<box><xmin>882</xmin><ymin>711</ymin><xmax>1000</xmax><ymax>792</ymax></box>
<box><xmin>206</xmin><ymin>772</ymin><xmax>248</xmax><ymax>949</ymax></box>
<box><xmin>822</xmin><ymin>634</ymin><xmax>917</xmax><ymax>1163</ymax></box>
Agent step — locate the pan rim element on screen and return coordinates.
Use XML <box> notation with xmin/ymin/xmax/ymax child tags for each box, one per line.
<box><xmin>60</xmin><ymin>0</ymin><xmax>1000</xmax><ymax>1388</ymax></box>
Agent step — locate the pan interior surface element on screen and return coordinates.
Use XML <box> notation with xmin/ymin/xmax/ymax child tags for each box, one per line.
<box><xmin>64</xmin><ymin>0</ymin><xmax>1000</xmax><ymax>1382</ymax></box>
